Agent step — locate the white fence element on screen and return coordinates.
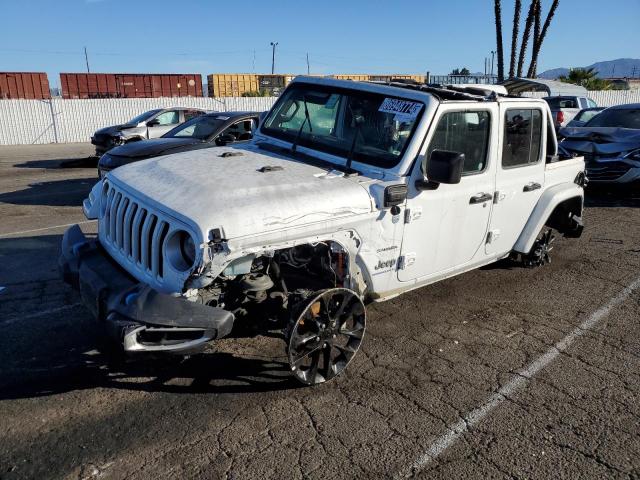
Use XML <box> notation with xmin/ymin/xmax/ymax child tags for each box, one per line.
<box><xmin>588</xmin><ymin>90</ymin><xmax>640</xmax><ymax>107</ymax></box>
<box><xmin>0</xmin><ymin>97</ymin><xmax>278</xmax><ymax>146</ymax></box>
<box><xmin>1</xmin><ymin>90</ymin><xmax>639</xmax><ymax>146</ymax></box>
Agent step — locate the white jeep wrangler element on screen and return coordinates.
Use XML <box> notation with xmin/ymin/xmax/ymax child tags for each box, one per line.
<box><xmin>60</xmin><ymin>77</ymin><xmax>586</xmax><ymax>385</ymax></box>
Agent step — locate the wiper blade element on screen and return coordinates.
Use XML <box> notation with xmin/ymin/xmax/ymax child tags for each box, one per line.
<box><xmin>290</xmin><ymin>95</ymin><xmax>312</xmax><ymax>154</ymax></box>
<box><xmin>257</xmin><ymin>142</ymin><xmax>360</xmax><ymax>176</ymax></box>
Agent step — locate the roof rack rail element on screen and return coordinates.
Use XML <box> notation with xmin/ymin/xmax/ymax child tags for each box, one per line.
<box><xmin>367</xmin><ymin>80</ymin><xmax>507</xmax><ymax>102</ymax></box>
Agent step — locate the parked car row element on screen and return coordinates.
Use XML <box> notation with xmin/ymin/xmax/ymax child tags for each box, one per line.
<box><xmin>97</xmin><ymin>111</ymin><xmax>259</xmax><ymax>177</ymax></box>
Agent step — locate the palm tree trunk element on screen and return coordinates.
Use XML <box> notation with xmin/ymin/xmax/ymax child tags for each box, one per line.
<box><xmin>517</xmin><ymin>0</ymin><xmax>537</xmax><ymax>77</ymax></box>
<box><xmin>509</xmin><ymin>0</ymin><xmax>522</xmax><ymax>79</ymax></box>
<box><xmin>494</xmin><ymin>0</ymin><xmax>505</xmax><ymax>81</ymax></box>
<box><xmin>527</xmin><ymin>0</ymin><xmax>542</xmax><ymax>77</ymax></box>
<box><xmin>527</xmin><ymin>0</ymin><xmax>560</xmax><ymax>78</ymax></box>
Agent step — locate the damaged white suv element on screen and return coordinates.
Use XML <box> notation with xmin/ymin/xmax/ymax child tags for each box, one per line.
<box><xmin>60</xmin><ymin>77</ymin><xmax>586</xmax><ymax>385</ymax></box>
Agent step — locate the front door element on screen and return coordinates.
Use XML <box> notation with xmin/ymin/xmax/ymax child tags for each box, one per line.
<box><xmin>147</xmin><ymin>110</ymin><xmax>181</xmax><ymax>138</ymax></box>
<box><xmin>399</xmin><ymin>105</ymin><xmax>497</xmax><ymax>282</ymax></box>
<box><xmin>485</xmin><ymin>104</ymin><xmax>546</xmax><ymax>256</ymax></box>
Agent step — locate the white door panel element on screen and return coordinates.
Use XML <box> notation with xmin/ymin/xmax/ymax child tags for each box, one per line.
<box><xmin>399</xmin><ymin>104</ymin><xmax>498</xmax><ymax>282</ymax></box>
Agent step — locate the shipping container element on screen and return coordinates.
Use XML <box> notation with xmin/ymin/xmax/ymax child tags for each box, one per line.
<box><xmin>257</xmin><ymin>74</ymin><xmax>294</xmax><ymax>96</ymax></box>
<box><xmin>60</xmin><ymin>73</ymin><xmax>203</xmax><ymax>99</ymax></box>
<box><xmin>207</xmin><ymin>74</ymin><xmax>259</xmax><ymax>97</ymax></box>
<box><xmin>0</xmin><ymin>72</ymin><xmax>50</xmax><ymax>99</ymax></box>
<box><xmin>332</xmin><ymin>74</ymin><xmax>371</xmax><ymax>82</ymax></box>
<box><xmin>369</xmin><ymin>74</ymin><xmax>426</xmax><ymax>83</ymax></box>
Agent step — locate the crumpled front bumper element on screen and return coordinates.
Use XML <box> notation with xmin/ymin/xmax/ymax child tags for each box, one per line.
<box><xmin>59</xmin><ymin>224</ymin><xmax>234</xmax><ymax>354</ymax></box>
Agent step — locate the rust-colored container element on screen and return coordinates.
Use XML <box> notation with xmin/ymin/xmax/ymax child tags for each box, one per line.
<box><xmin>369</xmin><ymin>74</ymin><xmax>426</xmax><ymax>83</ymax></box>
<box><xmin>60</xmin><ymin>73</ymin><xmax>203</xmax><ymax>98</ymax></box>
<box><xmin>207</xmin><ymin>74</ymin><xmax>259</xmax><ymax>97</ymax></box>
<box><xmin>332</xmin><ymin>74</ymin><xmax>371</xmax><ymax>82</ymax></box>
<box><xmin>0</xmin><ymin>72</ymin><xmax>50</xmax><ymax>99</ymax></box>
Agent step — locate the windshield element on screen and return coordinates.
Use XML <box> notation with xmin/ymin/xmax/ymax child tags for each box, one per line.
<box><xmin>261</xmin><ymin>83</ymin><xmax>424</xmax><ymax>168</ymax></box>
<box><xmin>585</xmin><ymin>107</ymin><xmax>640</xmax><ymax>129</ymax></box>
<box><xmin>164</xmin><ymin>115</ymin><xmax>226</xmax><ymax>139</ymax></box>
<box><xmin>128</xmin><ymin>109</ymin><xmax>162</xmax><ymax>125</ymax></box>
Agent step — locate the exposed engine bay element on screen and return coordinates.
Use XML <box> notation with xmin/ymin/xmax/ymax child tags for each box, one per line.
<box><xmin>194</xmin><ymin>241</ymin><xmax>352</xmax><ymax>329</ymax></box>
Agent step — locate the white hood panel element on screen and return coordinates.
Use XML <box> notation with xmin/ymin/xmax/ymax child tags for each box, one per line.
<box><xmin>109</xmin><ymin>145</ymin><xmax>374</xmax><ymax>240</ymax></box>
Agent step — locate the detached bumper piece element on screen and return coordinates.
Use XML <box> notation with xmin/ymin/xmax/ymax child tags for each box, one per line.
<box><xmin>59</xmin><ymin>224</ymin><xmax>234</xmax><ymax>354</ymax></box>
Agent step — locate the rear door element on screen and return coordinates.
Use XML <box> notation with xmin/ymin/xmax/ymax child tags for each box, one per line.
<box><xmin>485</xmin><ymin>103</ymin><xmax>546</xmax><ymax>256</ymax></box>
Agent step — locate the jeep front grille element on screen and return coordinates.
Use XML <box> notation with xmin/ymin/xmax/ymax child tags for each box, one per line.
<box><xmin>100</xmin><ymin>182</ymin><xmax>174</xmax><ymax>282</ymax></box>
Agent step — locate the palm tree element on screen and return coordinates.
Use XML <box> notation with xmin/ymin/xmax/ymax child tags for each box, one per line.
<box><xmin>517</xmin><ymin>0</ymin><xmax>538</xmax><ymax>77</ymax></box>
<box><xmin>509</xmin><ymin>0</ymin><xmax>522</xmax><ymax>78</ymax></box>
<box><xmin>527</xmin><ymin>0</ymin><xmax>560</xmax><ymax>77</ymax></box>
<box><xmin>494</xmin><ymin>0</ymin><xmax>505</xmax><ymax>81</ymax></box>
<box><xmin>558</xmin><ymin>67</ymin><xmax>595</xmax><ymax>84</ymax></box>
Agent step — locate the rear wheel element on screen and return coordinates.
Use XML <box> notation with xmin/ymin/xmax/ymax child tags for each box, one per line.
<box><xmin>287</xmin><ymin>288</ymin><xmax>366</xmax><ymax>386</ymax></box>
<box><xmin>522</xmin><ymin>228</ymin><xmax>555</xmax><ymax>267</ymax></box>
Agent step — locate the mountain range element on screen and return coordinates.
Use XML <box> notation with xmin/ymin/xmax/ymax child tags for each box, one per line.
<box><xmin>539</xmin><ymin>58</ymin><xmax>640</xmax><ymax>79</ymax></box>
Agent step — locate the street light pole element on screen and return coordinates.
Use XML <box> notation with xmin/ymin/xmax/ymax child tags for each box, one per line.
<box><xmin>270</xmin><ymin>42</ymin><xmax>278</xmax><ymax>74</ymax></box>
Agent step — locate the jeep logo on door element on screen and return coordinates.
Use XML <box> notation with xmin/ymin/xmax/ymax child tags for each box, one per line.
<box><xmin>375</xmin><ymin>258</ymin><xmax>397</xmax><ymax>270</ymax></box>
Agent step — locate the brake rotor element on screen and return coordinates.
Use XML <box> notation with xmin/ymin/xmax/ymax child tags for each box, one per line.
<box><xmin>287</xmin><ymin>288</ymin><xmax>366</xmax><ymax>386</ymax></box>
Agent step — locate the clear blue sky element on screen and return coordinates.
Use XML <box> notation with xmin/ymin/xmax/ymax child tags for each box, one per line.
<box><xmin>1</xmin><ymin>0</ymin><xmax>638</xmax><ymax>87</ymax></box>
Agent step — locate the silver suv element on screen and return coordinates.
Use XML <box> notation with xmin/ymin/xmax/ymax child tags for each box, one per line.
<box><xmin>91</xmin><ymin>107</ymin><xmax>206</xmax><ymax>156</ymax></box>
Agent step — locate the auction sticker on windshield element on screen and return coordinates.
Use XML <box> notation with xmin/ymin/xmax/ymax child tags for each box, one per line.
<box><xmin>378</xmin><ymin>98</ymin><xmax>422</xmax><ymax>121</ymax></box>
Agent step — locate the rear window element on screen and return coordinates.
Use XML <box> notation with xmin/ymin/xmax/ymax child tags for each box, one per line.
<box><xmin>544</xmin><ymin>97</ymin><xmax>578</xmax><ymax>109</ymax></box>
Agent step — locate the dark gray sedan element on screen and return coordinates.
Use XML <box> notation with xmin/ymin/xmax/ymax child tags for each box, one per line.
<box><xmin>98</xmin><ymin>111</ymin><xmax>260</xmax><ymax>178</ymax></box>
<box><xmin>560</xmin><ymin>103</ymin><xmax>640</xmax><ymax>184</ymax></box>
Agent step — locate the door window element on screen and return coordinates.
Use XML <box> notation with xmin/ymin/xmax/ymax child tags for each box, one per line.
<box><xmin>222</xmin><ymin>119</ymin><xmax>255</xmax><ymax>141</ymax></box>
<box><xmin>579</xmin><ymin>98</ymin><xmax>588</xmax><ymax>109</ymax></box>
<box><xmin>155</xmin><ymin>111</ymin><xmax>179</xmax><ymax>125</ymax></box>
<box><xmin>426</xmin><ymin>111</ymin><xmax>491</xmax><ymax>175</ymax></box>
<box><xmin>502</xmin><ymin>109</ymin><xmax>542</xmax><ymax>168</ymax></box>
<box><xmin>587</xmin><ymin>98</ymin><xmax>597</xmax><ymax>108</ymax></box>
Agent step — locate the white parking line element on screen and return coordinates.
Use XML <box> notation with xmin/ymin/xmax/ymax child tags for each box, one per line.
<box><xmin>396</xmin><ymin>275</ymin><xmax>640</xmax><ymax>479</ymax></box>
<box><xmin>0</xmin><ymin>220</ymin><xmax>96</xmax><ymax>238</ymax></box>
<box><xmin>1</xmin><ymin>303</ymin><xmax>84</xmax><ymax>326</ymax></box>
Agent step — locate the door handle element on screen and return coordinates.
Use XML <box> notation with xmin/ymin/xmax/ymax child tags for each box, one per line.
<box><xmin>523</xmin><ymin>182</ymin><xmax>542</xmax><ymax>192</ymax></box>
<box><xmin>469</xmin><ymin>192</ymin><xmax>493</xmax><ymax>204</ymax></box>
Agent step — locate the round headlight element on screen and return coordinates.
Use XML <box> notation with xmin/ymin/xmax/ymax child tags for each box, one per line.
<box><xmin>166</xmin><ymin>230</ymin><xmax>197</xmax><ymax>271</ymax></box>
<box><xmin>181</xmin><ymin>234</ymin><xmax>196</xmax><ymax>266</ymax></box>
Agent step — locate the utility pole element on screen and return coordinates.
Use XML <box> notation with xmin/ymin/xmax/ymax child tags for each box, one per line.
<box><xmin>84</xmin><ymin>46</ymin><xmax>90</xmax><ymax>73</ymax></box>
<box><xmin>252</xmin><ymin>49</ymin><xmax>256</xmax><ymax>73</ymax></box>
<box><xmin>270</xmin><ymin>42</ymin><xmax>278</xmax><ymax>74</ymax></box>
<box><xmin>306</xmin><ymin>52</ymin><xmax>310</xmax><ymax>75</ymax></box>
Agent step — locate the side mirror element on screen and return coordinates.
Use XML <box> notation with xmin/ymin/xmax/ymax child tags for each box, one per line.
<box><xmin>146</xmin><ymin>119</ymin><xmax>160</xmax><ymax>127</ymax></box>
<box><xmin>416</xmin><ymin>150</ymin><xmax>465</xmax><ymax>190</ymax></box>
<box><xmin>216</xmin><ymin>133</ymin><xmax>236</xmax><ymax>146</ymax></box>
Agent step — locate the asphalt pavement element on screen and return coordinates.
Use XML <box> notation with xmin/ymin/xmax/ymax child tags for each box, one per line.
<box><xmin>0</xmin><ymin>143</ymin><xmax>639</xmax><ymax>480</ymax></box>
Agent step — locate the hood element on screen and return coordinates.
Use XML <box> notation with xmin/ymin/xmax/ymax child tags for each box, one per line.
<box><xmin>95</xmin><ymin>124</ymin><xmax>136</xmax><ymax>136</ymax></box>
<box><xmin>106</xmin><ymin>137</ymin><xmax>205</xmax><ymax>159</ymax></box>
<box><xmin>109</xmin><ymin>144</ymin><xmax>375</xmax><ymax>240</ymax></box>
<box><xmin>559</xmin><ymin>127</ymin><xmax>640</xmax><ymax>156</ymax></box>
